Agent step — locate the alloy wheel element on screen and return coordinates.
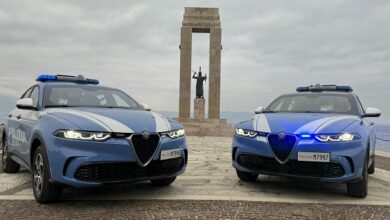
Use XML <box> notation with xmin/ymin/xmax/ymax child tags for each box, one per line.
<box><xmin>2</xmin><ymin>136</ymin><xmax>8</xmax><ymax>169</ymax></box>
<box><xmin>33</xmin><ymin>153</ymin><xmax>44</xmax><ymax>196</ymax></box>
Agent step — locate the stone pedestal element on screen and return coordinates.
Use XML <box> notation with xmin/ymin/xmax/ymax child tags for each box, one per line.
<box><xmin>177</xmin><ymin>118</ymin><xmax>234</xmax><ymax>137</ymax></box>
<box><xmin>194</xmin><ymin>98</ymin><xmax>205</xmax><ymax>120</ymax></box>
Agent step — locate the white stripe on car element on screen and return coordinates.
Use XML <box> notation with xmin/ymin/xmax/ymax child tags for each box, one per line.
<box><xmin>253</xmin><ymin>114</ymin><xmax>271</xmax><ymax>133</ymax></box>
<box><xmin>151</xmin><ymin>112</ymin><xmax>171</xmax><ymax>132</ymax></box>
<box><xmin>48</xmin><ymin>109</ymin><xmax>133</xmax><ymax>133</ymax></box>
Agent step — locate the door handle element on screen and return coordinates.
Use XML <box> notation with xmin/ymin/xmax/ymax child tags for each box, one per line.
<box><xmin>8</xmin><ymin>114</ymin><xmax>12</xmax><ymax>118</ymax></box>
<box><xmin>16</xmin><ymin>114</ymin><xmax>22</xmax><ymax>120</ymax></box>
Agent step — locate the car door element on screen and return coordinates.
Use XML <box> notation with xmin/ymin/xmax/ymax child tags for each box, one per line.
<box><xmin>17</xmin><ymin>86</ymin><xmax>42</xmax><ymax>162</ymax></box>
<box><xmin>7</xmin><ymin>87</ymin><xmax>33</xmax><ymax>159</ymax></box>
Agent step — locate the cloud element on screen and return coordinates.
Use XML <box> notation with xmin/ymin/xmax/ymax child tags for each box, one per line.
<box><xmin>0</xmin><ymin>0</ymin><xmax>390</xmax><ymax>122</ymax></box>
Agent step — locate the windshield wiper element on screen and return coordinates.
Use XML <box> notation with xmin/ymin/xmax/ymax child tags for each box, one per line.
<box><xmin>293</xmin><ymin>111</ymin><xmax>324</xmax><ymax>113</ymax></box>
<box><xmin>261</xmin><ymin>110</ymin><xmax>275</xmax><ymax>113</ymax></box>
<box><xmin>45</xmin><ymin>105</ymin><xmax>75</xmax><ymax>108</ymax></box>
<box><xmin>100</xmin><ymin>106</ymin><xmax>134</xmax><ymax>109</ymax></box>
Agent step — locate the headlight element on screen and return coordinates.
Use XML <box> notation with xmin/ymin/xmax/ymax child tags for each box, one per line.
<box><xmin>161</xmin><ymin>129</ymin><xmax>185</xmax><ymax>139</ymax></box>
<box><xmin>235</xmin><ymin>128</ymin><xmax>257</xmax><ymax>138</ymax></box>
<box><xmin>54</xmin><ymin>130</ymin><xmax>111</xmax><ymax>141</ymax></box>
<box><xmin>315</xmin><ymin>133</ymin><xmax>360</xmax><ymax>142</ymax></box>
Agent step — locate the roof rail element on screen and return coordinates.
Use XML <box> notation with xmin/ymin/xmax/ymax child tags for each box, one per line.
<box><xmin>296</xmin><ymin>84</ymin><xmax>353</xmax><ymax>92</ymax></box>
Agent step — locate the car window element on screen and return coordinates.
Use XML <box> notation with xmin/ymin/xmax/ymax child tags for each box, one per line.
<box><xmin>29</xmin><ymin>86</ymin><xmax>39</xmax><ymax>108</ymax></box>
<box><xmin>355</xmin><ymin>96</ymin><xmax>365</xmax><ymax>114</ymax></box>
<box><xmin>96</xmin><ymin>94</ymin><xmax>108</xmax><ymax>106</ymax></box>
<box><xmin>112</xmin><ymin>94</ymin><xmax>131</xmax><ymax>108</ymax></box>
<box><xmin>266</xmin><ymin>93</ymin><xmax>359</xmax><ymax>115</ymax></box>
<box><xmin>21</xmin><ymin>87</ymin><xmax>33</xmax><ymax>99</ymax></box>
<box><xmin>43</xmin><ymin>84</ymin><xmax>142</xmax><ymax>109</ymax></box>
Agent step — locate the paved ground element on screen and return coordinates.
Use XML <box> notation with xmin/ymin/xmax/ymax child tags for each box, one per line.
<box><xmin>0</xmin><ymin>200</ymin><xmax>389</xmax><ymax>220</ymax></box>
<box><xmin>0</xmin><ymin>137</ymin><xmax>389</xmax><ymax>219</ymax></box>
<box><xmin>377</xmin><ymin>155</ymin><xmax>390</xmax><ymax>171</ymax></box>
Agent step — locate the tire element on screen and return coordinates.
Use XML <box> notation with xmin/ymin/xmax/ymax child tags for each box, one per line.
<box><xmin>2</xmin><ymin>135</ymin><xmax>20</xmax><ymax>173</ymax></box>
<box><xmin>347</xmin><ymin>153</ymin><xmax>368</xmax><ymax>198</ymax></box>
<box><xmin>32</xmin><ymin>145</ymin><xmax>62</xmax><ymax>203</ymax></box>
<box><xmin>368</xmin><ymin>155</ymin><xmax>375</xmax><ymax>175</ymax></box>
<box><xmin>236</xmin><ymin>169</ymin><xmax>258</xmax><ymax>182</ymax></box>
<box><xmin>151</xmin><ymin>177</ymin><xmax>176</xmax><ymax>186</ymax></box>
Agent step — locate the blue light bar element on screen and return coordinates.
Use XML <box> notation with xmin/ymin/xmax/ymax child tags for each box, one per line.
<box><xmin>36</xmin><ymin>74</ymin><xmax>99</xmax><ymax>85</ymax></box>
<box><xmin>36</xmin><ymin>74</ymin><xmax>57</xmax><ymax>82</ymax></box>
<box><xmin>296</xmin><ymin>87</ymin><xmax>308</xmax><ymax>92</ymax></box>
<box><xmin>296</xmin><ymin>84</ymin><xmax>353</xmax><ymax>92</ymax></box>
<box><xmin>86</xmin><ymin>79</ymin><xmax>99</xmax><ymax>85</ymax></box>
<box><xmin>335</xmin><ymin>86</ymin><xmax>353</xmax><ymax>92</ymax></box>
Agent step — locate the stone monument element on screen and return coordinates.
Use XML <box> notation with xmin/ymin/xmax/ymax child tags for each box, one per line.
<box><xmin>193</xmin><ymin>67</ymin><xmax>206</xmax><ymax>120</ymax></box>
<box><xmin>177</xmin><ymin>7</ymin><xmax>233</xmax><ymax>137</ymax></box>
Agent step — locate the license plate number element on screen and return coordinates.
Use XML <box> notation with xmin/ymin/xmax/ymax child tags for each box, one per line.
<box><xmin>298</xmin><ymin>152</ymin><xmax>330</xmax><ymax>162</ymax></box>
<box><xmin>161</xmin><ymin>149</ymin><xmax>181</xmax><ymax>160</ymax></box>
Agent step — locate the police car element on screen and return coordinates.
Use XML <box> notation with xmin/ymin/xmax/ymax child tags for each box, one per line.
<box><xmin>1</xmin><ymin>75</ymin><xmax>188</xmax><ymax>203</ymax></box>
<box><xmin>232</xmin><ymin>85</ymin><xmax>380</xmax><ymax>198</ymax></box>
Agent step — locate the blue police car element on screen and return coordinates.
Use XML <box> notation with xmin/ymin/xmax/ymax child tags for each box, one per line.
<box><xmin>232</xmin><ymin>85</ymin><xmax>381</xmax><ymax>198</ymax></box>
<box><xmin>1</xmin><ymin>75</ymin><xmax>188</xmax><ymax>203</ymax></box>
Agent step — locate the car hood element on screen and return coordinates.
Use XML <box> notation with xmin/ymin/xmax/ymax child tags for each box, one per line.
<box><xmin>47</xmin><ymin>108</ymin><xmax>175</xmax><ymax>133</ymax></box>
<box><xmin>238</xmin><ymin>113</ymin><xmax>359</xmax><ymax>134</ymax></box>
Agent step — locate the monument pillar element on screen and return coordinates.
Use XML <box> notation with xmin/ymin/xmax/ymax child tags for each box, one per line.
<box><xmin>179</xmin><ymin>27</ymin><xmax>192</xmax><ymax>119</ymax></box>
<box><xmin>209</xmin><ymin>27</ymin><xmax>222</xmax><ymax>119</ymax></box>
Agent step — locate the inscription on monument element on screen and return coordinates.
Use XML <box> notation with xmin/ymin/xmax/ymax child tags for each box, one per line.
<box><xmin>182</xmin><ymin>7</ymin><xmax>221</xmax><ymax>29</ymax></box>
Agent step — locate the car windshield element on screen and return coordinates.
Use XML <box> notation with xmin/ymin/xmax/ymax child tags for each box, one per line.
<box><xmin>265</xmin><ymin>93</ymin><xmax>359</xmax><ymax>115</ymax></box>
<box><xmin>43</xmin><ymin>84</ymin><xmax>143</xmax><ymax>110</ymax></box>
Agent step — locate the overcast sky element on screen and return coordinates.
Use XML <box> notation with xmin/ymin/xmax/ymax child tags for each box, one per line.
<box><xmin>1</xmin><ymin>0</ymin><xmax>390</xmax><ymax>122</ymax></box>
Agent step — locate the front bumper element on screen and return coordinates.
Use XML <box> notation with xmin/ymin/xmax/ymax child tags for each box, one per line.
<box><xmin>232</xmin><ymin>135</ymin><xmax>366</xmax><ymax>183</ymax></box>
<box><xmin>45</xmin><ymin>135</ymin><xmax>188</xmax><ymax>188</ymax></box>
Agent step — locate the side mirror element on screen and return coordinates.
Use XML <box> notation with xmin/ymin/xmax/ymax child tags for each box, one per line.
<box><xmin>363</xmin><ymin>107</ymin><xmax>381</xmax><ymax>117</ymax></box>
<box><xmin>142</xmin><ymin>103</ymin><xmax>151</xmax><ymax>111</ymax></box>
<box><xmin>16</xmin><ymin>98</ymin><xmax>35</xmax><ymax>110</ymax></box>
<box><xmin>254</xmin><ymin>106</ymin><xmax>264</xmax><ymax>114</ymax></box>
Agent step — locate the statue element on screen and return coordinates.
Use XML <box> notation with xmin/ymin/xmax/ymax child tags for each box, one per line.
<box><xmin>192</xmin><ymin>66</ymin><xmax>207</xmax><ymax>98</ymax></box>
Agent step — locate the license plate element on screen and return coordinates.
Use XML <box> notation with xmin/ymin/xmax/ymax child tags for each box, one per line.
<box><xmin>298</xmin><ymin>152</ymin><xmax>330</xmax><ymax>162</ymax></box>
<box><xmin>161</xmin><ymin>149</ymin><xmax>181</xmax><ymax>160</ymax></box>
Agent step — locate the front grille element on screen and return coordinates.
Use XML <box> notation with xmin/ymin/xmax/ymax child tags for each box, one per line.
<box><xmin>74</xmin><ymin>158</ymin><xmax>184</xmax><ymax>182</ymax></box>
<box><xmin>267</xmin><ymin>133</ymin><xmax>297</xmax><ymax>161</ymax></box>
<box><xmin>130</xmin><ymin>134</ymin><xmax>160</xmax><ymax>164</ymax></box>
<box><xmin>237</xmin><ymin>154</ymin><xmax>345</xmax><ymax>178</ymax></box>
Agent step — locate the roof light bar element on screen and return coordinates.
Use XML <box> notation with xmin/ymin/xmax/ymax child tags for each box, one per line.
<box><xmin>37</xmin><ymin>75</ymin><xmax>57</xmax><ymax>82</ymax></box>
<box><xmin>296</xmin><ymin>84</ymin><xmax>353</xmax><ymax>92</ymax></box>
<box><xmin>36</xmin><ymin>74</ymin><xmax>99</xmax><ymax>85</ymax></box>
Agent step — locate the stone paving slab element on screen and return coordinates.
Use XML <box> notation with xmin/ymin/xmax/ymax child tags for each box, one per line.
<box><xmin>0</xmin><ymin>137</ymin><xmax>389</xmax><ymax>207</ymax></box>
<box><xmin>0</xmin><ymin>200</ymin><xmax>389</xmax><ymax>220</ymax></box>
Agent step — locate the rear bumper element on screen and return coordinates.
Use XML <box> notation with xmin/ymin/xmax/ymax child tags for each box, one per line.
<box><xmin>45</xmin><ymin>135</ymin><xmax>188</xmax><ymax>188</ymax></box>
<box><xmin>232</xmin><ymin>135</ymin><xmax>366</xmax><ymax>183</ymax></box>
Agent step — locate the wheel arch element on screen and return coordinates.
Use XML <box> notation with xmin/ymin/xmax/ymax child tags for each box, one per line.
<box><xmin>30</xmin><ymin>133</ymin><xmax>46</xmax><ymax>167</ymax></box>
